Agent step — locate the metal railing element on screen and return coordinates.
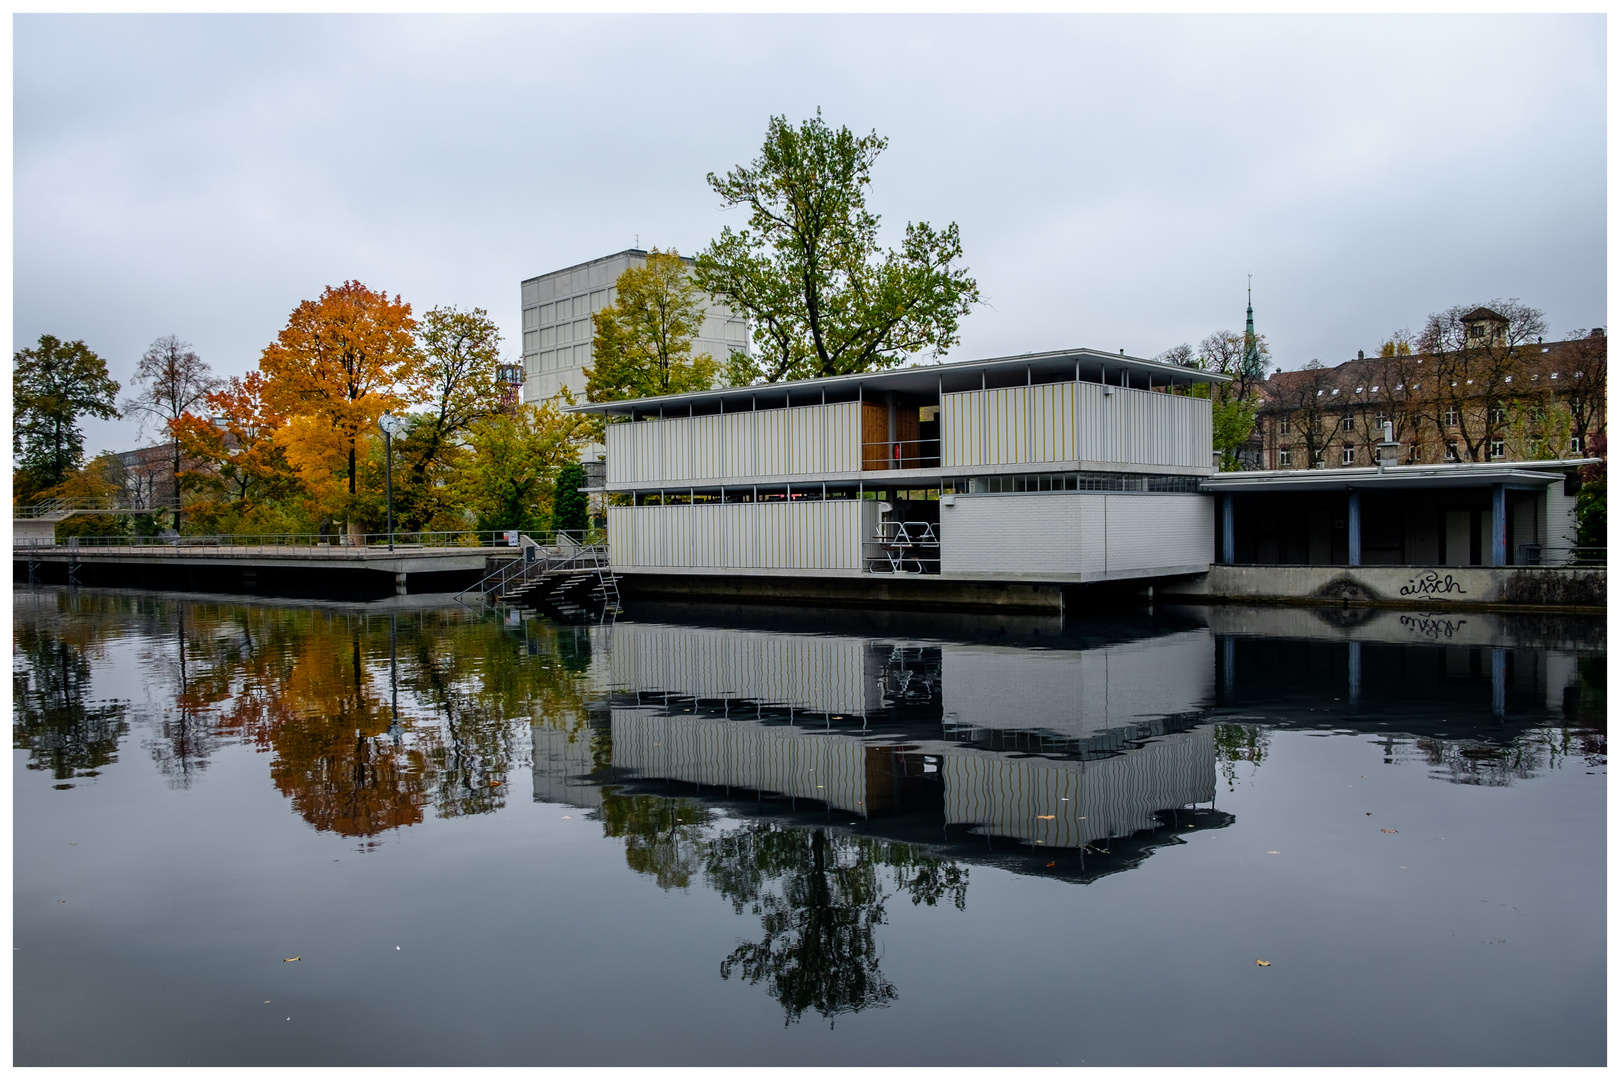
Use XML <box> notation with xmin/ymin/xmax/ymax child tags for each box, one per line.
<box><xmin>861</xmin><ymin>438</ymin><xmax>942</xmax><ymax>470</ymax></box>
<box><xmin>456</xmin><ymin>534</ymin><xmax>618</xmax><ymax>613</ymax></box>
<box><xmin>1516</xmin><ymin>544</ymin><xmax>1607</xmax><ymax>568</ymax></box>
<box><xmin>11</xmin><ymin>529</ymin><xmax>541</xmax><ymax>552</ymax></box>
<box><xmin>15</xmin><ymin>496</ymin><xmax>180</xmax><ymax>519</ymax></box>
<box><xmin>867</xmin><ymin>519</ymin><xmax>941</xmax><ymax>575</ymax></box>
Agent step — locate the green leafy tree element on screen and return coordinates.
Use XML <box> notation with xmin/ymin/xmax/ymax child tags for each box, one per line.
<box><xmin>457</xmin><ymin>396</ymin><xmax>592</xmax><ymax>535</ymax></box>
<box><xmin>552</xmin><ymin>461</ymin><xmax>589</xmax><ymax>540</ymax></box>
<box><xmin>694</xmin><ymin>110</ymin><xmax>980</xmax><ymax>384</ymax></box>
<box><xmin>585</xmin><ymin>249</ymin><xmax>719</xmax><ymax>402</ymax></box>
<box><xmin>13</xmin><ymin>335</ymin><xmax>121</xmax><ymax>499</ymax></box>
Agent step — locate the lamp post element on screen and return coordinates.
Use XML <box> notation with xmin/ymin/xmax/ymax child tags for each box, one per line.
<box><xmin>379</xmin><ymin>413</ymin><xmax>402</xmax><ymax>551</ymax></box>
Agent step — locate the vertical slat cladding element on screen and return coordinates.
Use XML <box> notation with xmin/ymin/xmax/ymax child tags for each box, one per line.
<box><xmin>610</xmin><ymin>710</ymin><xmax>870</xmax><ymax>812</ymax></box>
<box><xmin>607</xmin><ymin>622</ymin><xmax>871</xmax><ymax>713</ymax></box>
<box><xmin>607</xmin><ymin>501</ymin><xmax>863</xmax><ymax>570</ymax></box>
<box><xmin>939</xmin><ymin>727</ymin><xmax>1215</xmax><ymax>847</ymax></box>
<box><xmin>827</xmin><ymin>401</ymin><xmax>858</xmax><ymax>472</ymax></box>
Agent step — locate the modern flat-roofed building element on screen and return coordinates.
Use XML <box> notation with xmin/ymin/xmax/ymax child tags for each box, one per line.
<box><xmin>520</xmin><ymin>249</ymin><xmax>750</xmax><ymax>405</ymax></box>
<box><xmin>569</xmin><ymin>346</ymin><xmax>1226</xmax><ymax>601</ymax></box>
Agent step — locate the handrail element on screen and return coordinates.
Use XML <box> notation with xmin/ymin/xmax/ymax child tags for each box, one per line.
<box><xmin>15</xmin><ymin>496</ymin><xmax>181</xmax><ymax>519</ymax></box>
<box><xmin>11</xmin><ymin>529</ymin><xmax>538</xmax><ymax>551</ymax></box>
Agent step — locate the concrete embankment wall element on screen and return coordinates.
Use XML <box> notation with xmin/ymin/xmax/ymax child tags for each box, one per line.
<box><xmin>1161</xmin><ymin>565</ymin><xmax>1606</xmax><ymax>613</ymax></box>
<box><xmin>617</xmin><ymin>572</ymin><xmax>1067</xmax><ymax>613</ymax></box>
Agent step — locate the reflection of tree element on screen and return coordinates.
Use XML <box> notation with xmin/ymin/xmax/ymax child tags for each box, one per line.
<box><xmin>140</xmin><ymin>604</ymin><xmax>229</xmax><ymax>788</ymax></box>
<box><xmin>1214</xmin><ymin>723</ymin><xmax>1269</xmax><ymax>790</ymax></box>
<box><xmin>706</xmin><ymin>823</ymin><xmax>966</xmax><ymax>1025</ymax></box>
<box><xmin>12</xmin><ymin>623</ymin><xmax>128</xmax><ymax>783</ymax></box>
<box><xmin>597</xmin><ymin>790</ymin><xmax>713</xmax><ymax>889</ymax></box>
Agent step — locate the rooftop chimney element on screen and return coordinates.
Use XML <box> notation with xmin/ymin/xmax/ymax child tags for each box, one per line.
<box><xmin>1592</xmin><ymin>327</ymin><xmax>1605</xmax><ymax>338</ymax></box>
<box><xmin>1357</xmin><ymin>350</ymin><xmax>1365</xmax><ymax>360</ymax></box>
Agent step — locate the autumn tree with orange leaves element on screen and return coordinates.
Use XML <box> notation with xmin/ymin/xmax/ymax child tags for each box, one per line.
<box><xmin>258</xmin><ymin>281</ymin><xmax>426</xmax><ymax>530</ymax></box>
<box><xmin>171</xmin><ymin>371</ymin><xmax>303</xmax><ymax>532</ymax></box>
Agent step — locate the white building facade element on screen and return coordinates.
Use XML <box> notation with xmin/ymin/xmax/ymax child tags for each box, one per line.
<box><xmin>572</xmin><ymin>347</ymin><xmax>1227</xmax><ymax>587</ymax></box>
<box><xmin>520</xmin><ymin>249</ymin><xmax>750</xmax><ymax>405</ymax></box>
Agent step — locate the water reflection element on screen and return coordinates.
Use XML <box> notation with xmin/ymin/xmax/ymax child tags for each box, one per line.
<box><xmin>11</xmin><ymin>588</ymin><xmax>1605</xmax><ymax>1027</ymax></box>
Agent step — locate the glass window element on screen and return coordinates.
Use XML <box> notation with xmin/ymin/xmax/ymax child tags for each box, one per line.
<box><xmin>1490</xmin><ymin>439</ymin><xmax>1505</xmax><ymax>460</ymax></box>
<box><xmin>1279</xmin><ymin>416</ymin><xmax>1291</xmax><ymax>434</ymax></box>
<box><xmin>1341</xmin><ymin>444</ymin><xmax>1355</xmax><ymax>465</ymax></box>
<box><xmin>1278</xmin><ymin>449</ymin><xmax>1292</xmax><ymax>466</ymax></box>
<box><xmin>1571</xmin><ymin>435</ymin><xmax>1583</xmax><ymax>453</ymax></box>
<box><xmin>1341</xmin><ymin>415</ymin><xmax>1354</xmax><ymax>432</ymax></box>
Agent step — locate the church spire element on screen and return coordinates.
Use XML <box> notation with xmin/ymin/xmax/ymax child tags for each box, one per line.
<box><xmin>1242</xmin><ymin>275</ymin><xmax>1263</xmax><ymax>379</ymax></box>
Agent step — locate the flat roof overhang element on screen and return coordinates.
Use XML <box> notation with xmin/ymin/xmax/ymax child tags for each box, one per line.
<box><xmin>567</xmin><ymin>345</ymin><xmax>1229</xmax><ymax>417</ymax></box>
<box><xmin>1200</xmin><ymin>459</ymin><xmax>1595</xmax><ymax>494</ymax></box>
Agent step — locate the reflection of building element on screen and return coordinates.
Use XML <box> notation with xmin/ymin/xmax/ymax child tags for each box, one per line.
<box><xmin>532</xmin><ymin>619</ymin><xmax>1221</xmax><ymax>859</ymax></box>
<box><xmin>519</xmin><ymin>249</ymin><xmax>749</xmax><ymax>406</ymax></box>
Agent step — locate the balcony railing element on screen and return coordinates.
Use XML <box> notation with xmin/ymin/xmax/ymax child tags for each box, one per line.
<box><xmin>861</xmin><ymin>438</ymin><xmax>942</xmax><ymax>471</ymax></box>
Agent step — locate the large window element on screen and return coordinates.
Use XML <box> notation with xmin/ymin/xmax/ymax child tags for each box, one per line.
<box><xmin>1278</xmin><ymin>449</ymin><xmax>1292</xmax><ymax>466</ymax></box>
<box><xmin>1341</xmin><ymin>444</ymin><xmax>1356</xmax><ymax>465</ymax></box>
<box><xmin>1444</xmin><ymin>406</ymin><xmax>1459</xmax><ymax>427</ymax></box>
<box><xmin>1341</xmin><ymin>415</ymin><xmax>1354</xmax><ymax>432</ymax></box>
<box><xmin>1490</xmin><ymin>439</ymin><xmax>1505</xmax><ymax>460</ymax></box>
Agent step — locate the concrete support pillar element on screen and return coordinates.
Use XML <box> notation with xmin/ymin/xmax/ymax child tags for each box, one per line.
<box><xmin>1347</xmin><ymin>489</ymin><xmax>1362</xmax><ymax>567</ymax></box>
<box><xmin>1347</xmin><ymin>640</ymin><xmax>1362</xmax><ymax>709</ymax></box>
<box><xmin>1220</xmin><ymin>494</ymin><xmax>1235</xmax><ymax>565</ymax></box>
<box><xmin>395</xmin><ymin>572</ymin><xmax>408</xmax><ymax>597</ymax></box>
<box><xmin>1491</xmin><ymin>483</ymin><xmax>1507</xmax><ymax>567</ymax></box>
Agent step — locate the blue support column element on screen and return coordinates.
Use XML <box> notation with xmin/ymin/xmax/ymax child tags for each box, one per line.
<box><xmin>1491</xmin><ymin>483</ymin><xmax>1507</xmax><ymax>566</ymax></box>
<box><xmin>1491</xmin><ymin>647</ymin><xmax>1507</xmax><ymax>717</ymax></box>
<box><xmin>1347</xmin><ymin>640</ymin><xmax>1362</xmax><ymax>710</ymax></box>
<box><xmin>1221</xmin><ymin>494</ymin><xmax>1235</xmax><ymax>564</ymax></box>
<box><xmin>1347</xmin><ymin>489</ymin><xmax>1362</xmax><ymax>567</ymax></box>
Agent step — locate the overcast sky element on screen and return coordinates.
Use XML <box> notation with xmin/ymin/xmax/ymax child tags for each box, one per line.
<box><xmin>14</xmin><ymin>13</ymin><xmax>1606</xmax><ymax>456</ymax></box>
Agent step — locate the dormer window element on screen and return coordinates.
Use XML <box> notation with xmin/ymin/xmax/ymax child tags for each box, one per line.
<box><xmin>1330</xmin><ymin>388</ymin><xmax>1340</xmax><ymax>396</ymax></box>
<box><xmin>1551</xmin><ymin>373</ymin><xmax>1560</xmax><ymax>380</ymax></box>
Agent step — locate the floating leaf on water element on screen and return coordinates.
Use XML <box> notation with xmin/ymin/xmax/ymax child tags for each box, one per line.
<box><xmin>1267</xmin><ymin>851</ymin><xmax>1280</xmax><ymax>855</ymax></box>
<box><xmin>1036</xmin><ymin>814</ymin><xmax>1055</xmax><ymax>820</ymax></box>
<box><xmin>1381</xmin><ymin>828</ymin><xmax>1398</xmax><ymax>834</ymax></box>
<box><xmin>490</xmin><ymin>781</ymin><xmax>502</xmax><ymax>787</ymax></box>
<box><xmin>1046</xmin><ymin>861</ymin><xmax>1056</xmax><ymax>868</ymax></box>
<box><xmin>283</xmin><ymin>957</ymin><xmax>300</xmax><ymax>963</ymax></box>
<box><xmin>1256</xmin><ymin>960</ymin><xmax>1271</xmax><ymax>967</ymax></box>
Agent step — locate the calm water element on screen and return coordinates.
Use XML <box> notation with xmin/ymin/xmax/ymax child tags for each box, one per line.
<box><xmin>13</xmin><ymin>588</ymin><xmax>1606</xmax><ymax>1066</ymax></box>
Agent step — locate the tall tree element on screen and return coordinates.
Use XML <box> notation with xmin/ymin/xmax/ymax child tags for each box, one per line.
<box><xmin>585</xmin><ymin>249</ymin><xmax>718</xmax><ymax>401</ymax></box>
<box><xmin>1416</xmin><ymin>300</ymin><xmax>1546</xmax><ymax>462</ymax></box>
<box><xmin>411</xmin><ymin>304</ymin><xmax>504</xmax><ymax>478</ymax></box>
<box><xmin>122</xmin><ymin>335</ymin><xmax>220</xmax><ymax>530</ymax></box>
<box><xmin>456</xmin><ymin>395</ymin><xmax>593</xmax><ymax>536</ymax></box>
<box><xmin>171</xmin><ymin>372</ymin><xmax>297</xmax><ymax>512</ymax></box>
<box><xmin>1559</xmin><ymin>330</ymin><xmax>1607</xmax><ymax>456</ymax></box>
<box><xmin>694</xmin><ymin>110</ymin><xmax>980</xmax><ymax>384</ymax></box>
<box><xmin>1196</xmin><ymin>330</ymin><xmax>1269</xmax><ymax>470</ymax></box>
<box><xmin>258</xmin><ymin>281</ymin><xmax>424</xmax><ymax>521</ymax></box>
<box><xmin>13</xmin><ymin>335</ymin><xmax>121</xmax><ymax>499</ymax></box>
<box><xmin>551</xmin><ymin>461</ymin><xmax>589</xmax><ymax>539</ymax></box>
